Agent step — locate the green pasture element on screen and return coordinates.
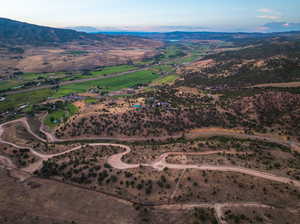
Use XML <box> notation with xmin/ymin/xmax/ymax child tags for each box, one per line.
<box><xmin>53</xmin><ymin>70</ymin><xmax>159</xmax><ymax>98</ymax></box>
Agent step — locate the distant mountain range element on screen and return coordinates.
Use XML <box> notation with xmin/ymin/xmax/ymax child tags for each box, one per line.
<box><xmin>64</xmin><ymin>26</ymin><xmax>104</xmax><ymax>33</ymax></box>
<box><xmin>1</xmin><ymin>17</ymin><xmax>300</xmax><ymax>47</ymax></box>
<box><xmin>66</xmin><ymin>25</ymin><xmax>208</xmax><ymax>33</ymax></box>
<box><xmin>66</xmin><ymin>22</ymin><xmax>300</xmax><ymax>34</ymax></box>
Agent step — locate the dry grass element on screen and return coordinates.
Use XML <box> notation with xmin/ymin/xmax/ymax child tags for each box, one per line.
<box><xmin>223</xmin><ymin>206</ymin><xmax>300</xmax><ymax>224</ymax></box>
<box><xmin>173</xmin><ymin>169</ymin><xmax>300</xmax><ymax>207</ymax></box>
<box><xmin>1</xmin><ymin>39</ymin><xmax>162</xmax><ymax>75</ymax></box>
<box><xmin>253</xmin><ymin>82</ymin><xmax>300</xmax><ymax>88</ymax></box>
<box><xmin>0</xmin><ymin>168</ymin><xmax>138</xmax><ymax>224</ymax></box>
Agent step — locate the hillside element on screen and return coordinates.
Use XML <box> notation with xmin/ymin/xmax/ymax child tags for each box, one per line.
<box><xmin>0</xmin><ymin>18</ymin><xmax>162</xmax><ymax>76</ymax></box>
<box><xmin>179</xmin><ymin>37</ymin><xmax>300</xmax><ymax>87</ymax></box>
<box><xmin>0</xmin><ymin>18</ymin><xmax>98</xmax><ymax>45</ymax></box>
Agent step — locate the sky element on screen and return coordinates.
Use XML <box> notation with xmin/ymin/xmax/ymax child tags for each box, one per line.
<box><xmin>1</xmin><ymin>0</ymin><xmax>300</xmax><ymax>32</ymax></box>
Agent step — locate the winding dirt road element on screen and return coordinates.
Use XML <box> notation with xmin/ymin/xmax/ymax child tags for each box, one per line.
<box><xmin>1</xmin><ymin>117</ymin><xmax>300</xmax><ymax>224</ymax></box>
<box><xmin>38</xmin><ymin>114</ymin><xmax>300</xmax><ymax>153</ymax></box>
<box><xmin>0</xmin><ymin>117</ymin><xmax>300</xmax><ymax>188</ymax></box>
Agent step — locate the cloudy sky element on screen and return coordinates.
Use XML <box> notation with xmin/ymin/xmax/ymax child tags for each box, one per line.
<box><xmin>1</xmin><ymin>0</ymin><xmax>300</xmax><ymax>31</ymax></box>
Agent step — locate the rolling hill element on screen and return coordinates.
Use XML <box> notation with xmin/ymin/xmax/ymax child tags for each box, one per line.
<box><xmin>0</xmin><ymin>18</ymin><xmax>162</xmax><ymax>76</ymax></box>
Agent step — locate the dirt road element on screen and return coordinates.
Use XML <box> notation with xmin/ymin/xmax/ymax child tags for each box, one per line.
<box><xmin>37</xmin><ymin>115</ymin><xmax>300</xmax><ymax>152</ymax></box>
<box><xmin>1</xmin><ymin>117</ymin><xmax>300</xmax><ymax>189</ymax></box>
<box><xmin>156</xmin><ymin>202</ymin><xmax>273</xmax><ymax>224</ymax></box>
<box><xmin>1</xmin><ymin>117</ymin><xmax>300</xmax><ymax>224</ymax></box>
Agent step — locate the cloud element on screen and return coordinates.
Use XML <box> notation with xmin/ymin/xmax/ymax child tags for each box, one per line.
<box><xmin>259</xmin><ymin>22</ymin><xmax>300</xmax><ymax>32</ymax></box>
<box><xmin>256</xmin><ymin>8</ymin><xmax>281</xmax><ymax>20</ymax></box>
<box><xmin>257</xmin><ymin>8</ymin><xmax>273</xmax><ymax>13</ymax></box>
<box><xmin>257</xmin><ymin>15</ymin><xmax>280</xmax><ymax>20</ymax></box>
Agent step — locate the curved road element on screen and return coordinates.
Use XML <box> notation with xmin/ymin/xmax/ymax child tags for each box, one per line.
<box><xmin>38</xmin><ymin>114</ymin><xmax>300</xmax><ymax>152</ymax></box>
<box><xmin>1</xmin><ymin>118</ymin><xmax>299</xmax><ymax>224</ymax></box>
<box><xmin>0</xmin><ymin>118</ymin><xmax>299</xmax><ymax>188</ymax></box>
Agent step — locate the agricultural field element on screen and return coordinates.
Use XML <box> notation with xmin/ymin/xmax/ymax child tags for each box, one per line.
<box><xmin>0</xmin><ymin>65</ymin><xmax>139</xmax><ymax>93</ymax></box>
<box><xmin>0</xmin><ymin>69</ymin><xmax>159</xmax><ymax>114</ymax></box>
<box><xmin>0</xmin><ymin>88</ymin><xmax>54</xmax><ymax>113</ymax></box>
<box><xmin>90</xmin><ymin>65</ymin><xmax>138</xmax><ymax>76</ymax></box>
<box><xmin>162</xmin><ymin>45</ymin><xmax>187</xmax><ymax>59</ymax></box>
<box><xmin>53</xmin><ymin>70</ymin><xmax>159</xmax><ymax>97</ymax></box>
<box><xmin>0</xmin><ymin>80</ymin><xmax>22</xmax><ymax>91</ymax></box>
<box><xmin>150</xmin><ymin>64</ymin><xmax>175</xmax><ymax>73</ymax></box>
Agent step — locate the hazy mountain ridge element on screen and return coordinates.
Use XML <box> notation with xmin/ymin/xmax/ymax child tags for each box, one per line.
<box><xmin>0</xmin><ymin>18</ymin><xmax>98</xmax><ymax>45</ymax></box>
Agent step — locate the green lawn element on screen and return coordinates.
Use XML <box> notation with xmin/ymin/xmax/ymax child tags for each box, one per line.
<box><xmin>44</xmin><ymin>103</ymin><xmax>78</xmax><ymax>128</ymax></box>
<box><xmin>53</xmin><ymin>70</ymin><xmax>159</xmax><ymax>97</ymax></box>
<box><xmin>0</xmin><ymin>88</ymin><xmax>54</xmax><ymax>112</ymax></box>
